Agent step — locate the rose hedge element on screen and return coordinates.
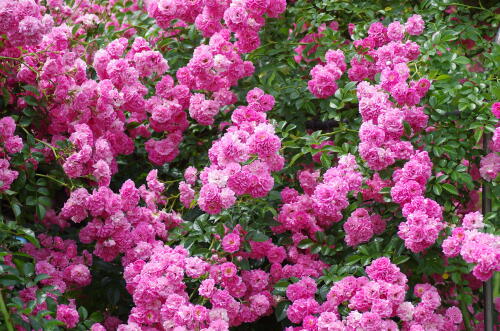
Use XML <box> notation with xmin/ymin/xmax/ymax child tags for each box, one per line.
<box><xmin>0</xmin><ymin>0</ymin><xmax>499</xmax><ymax>330</ymax></box>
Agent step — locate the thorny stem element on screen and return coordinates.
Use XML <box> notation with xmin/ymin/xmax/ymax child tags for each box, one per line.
<box><xmin>321</xmin><ymin>128</ymin><xmax>358</xmax><ymax>136</ymax></box>
<box><xmin>20</xmin><ymin>127</ymin><xmax>76</xmax><ymax>189</ymax></box>
<box><xmin>162</xmin><ymin>179</ymin><xmax>182</xmax><ymax>184</ymax></box>
<box><xmin>0</xmin><ymin>289</ymin><xmax>14</xmax><ymax>331</ymax></box>
<box><xmin>161</xmin><ymin>179</ymin><xmax>182</xmax><ymax>192</ymax></box>
<box><xmin>20</xmin><ymin>127</ymin><xmax>59</xmax><ymax>160</ymax></box>
<box><xmin>188</xmin><ymin>286</ymin><xmax>197</xmax><ymax>301</ymax></box>
<box><xmin>459</xmin><ymin>296</ymin><xmax>473</xmax><ymax>331</ymax></box>
<box><xmin>448</xmin><ymin>2</ymin><xmax>491</xmax><ymax>12</ymax></box>
<box><xmin>35</xmin><ymin>173</ymin><xmax>70</xmax><ymax>189</ymax></box>
<box><xmin>281</xmin><ymin>127</ymin><xmax>358</xmax><ymax>152</ymax></box>
<box><xmin>0</xmin><ymin>56</ymin><xmax>39</xmax><ymax>77</ymax></box>
<box><xmin>167</xmin><ymin>194</ymin><xmax>180</xmax><ymax>211</ymax></box>
<box><xmin>208</xmin><ymin>236</ymin><xmax>216</xmax><ymax>252</ymax></box>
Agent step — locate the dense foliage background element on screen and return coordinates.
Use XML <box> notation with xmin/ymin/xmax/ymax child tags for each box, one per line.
<box><xmin>0</xmin><ymin>0</ymin><xmax>499</xmax><ymax>330</ymax></box>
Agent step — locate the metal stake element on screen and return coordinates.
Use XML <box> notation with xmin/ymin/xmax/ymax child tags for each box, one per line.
<box><xmin>482</xmin><ymin>26</ymin><xmax>499</xmax><ymax>331</ymax></box>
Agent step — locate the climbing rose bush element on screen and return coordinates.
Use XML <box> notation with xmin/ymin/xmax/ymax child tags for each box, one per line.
<box><xmin>0</xmin><ymin>0</ymin><xmax>498</xmax><ymax>330</ymax></box>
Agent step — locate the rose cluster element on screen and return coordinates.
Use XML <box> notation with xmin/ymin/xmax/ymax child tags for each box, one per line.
<box><xmin>442</xmin><ymin>212</ymin><xmax>499</xmax><ymax>281</ymax></box>
<box><xmin>312</xmin><ymin>154</ymin><xmax>363</xmax><ymax>224</ymax></box>
<box><xmin>3</xmin><ymin>260</ymin><xmax>82</xmax><ymax>330</ymax></box>
<box><xmin>115</xmin><ymin>241</ymin><xmax>275</xmax><ymax>330</ymax></box>
<box><xmin>244</xmin><ymin>235</ymin><xmax>329</xmax><ymax>281</ymax></box>
<box><xmin>294</xmin><ymin>22</ymin><xmax>339</xmax><ymax>64</ymax></box>
<box><xmin>308</xmin><ymin>49</ymin><xmax>346</xmax><ymax>99</ymax></box>
<box><xmin>56</xmin><ymin>302</ymin><xmax>80</xmax><ymax>329</ymax></box>
<box><xmin>146</xmin><ymin>0</ymin><xmax>286</xmax><ymax>53</ymax></box>
<box><xmin>285</xmin><ymin>257</ymin><xmax>463</xmax><ymax>331</ymax></box>
<box><xmin>16</xmin><ymin>30</ymin><xmax>137</xmax><ymax>178</ymax></box>
<box><xmin>348</xmin><ymin>15</ymin><xmax>424</xmax><ymax>84</ymax></box>
<box><xmin>346</xmin><ymin>18</ymin><xmax>430</xmax><ymax>171</ymax></box>
<box><xmin>0</xmin><ymin>116</ymin><xmax>23</xmax><ymax>191</ymax></box>
<box><xmin>22</xmin><ymin>234</ymin><xmax>92</xmax><ymax>293</ymax></box>
<box><xmin>221</xmin><ymin>227</ymin><xmax>329</xmax><ymax>282</ymax></box>
<box><xmin>343</xmin><ymin>208</ymin><xmax>386</xmax><ymax>247</ymax></box>
<box><xmin>2</xmin><ymin>0</ymin><xmax>287</xmax><ymax>176</ymax></box>
<box><xmin>107</xmin><ymin>218</ymin><xmax>332</xmax><ymax>330</ymax></box>
<box><xmin>346</xmin><ymin>19</ymin><xmax>445</xmax><ymax>253</ymax></box>
<box><xmin>181</xmin><ymin>30</ymin><xmax>252</xmax><ymax>125</ymax></box>
<box><xmin>357</xmin><ymin>81</ymin><xmax>427</xmax><ymax>171</ymax></box>
<box><xmin>147</xmin><ymin>0</ymin><xmax>287</xmax><ymax>130</ymax></box>
<box><xmin>0</xmin><ymin>0</ymin><xmax>53</xmax><ymax>47</ymax></box>
<box><xmin>12</xmin><ymin>26</ymin><xmax>188</xmax><ymax>172</ymax></box>
<box><xmin>274</xmin><ymin>154</ymin><xmax>362</xmax><ymax>240</ymax></box>
<box><xmin>479</xmin><ymin>102</ymin><xmax>500</xmax><ymax>181</ymax></box>
<box><xmin>391</xmin><ymin>151</ymin><xmax>445</xmax><ymax>253</ymax></box>
<box><xmin>92</xmin><ymin>37</ymin><xmax>190</xmax><ymax>167</ymax></box>
<box><xmin>60</xmin><ymin>170</ymin><xmax>182</xmax><ymax>262</ymax></box>
<box><xmin>9</xmin><ymin>235</ymin><xmax>91</xmax><ymax>328</ymax></box>
<box><xmin>180</xmin><ymin>88</ymin><xmax>284</xmax><ymax>214</ymax></box>
<box><xmin>361</xmin><ymin>172</ymin><xmax>391</xmax><ymax>203</ymax></box>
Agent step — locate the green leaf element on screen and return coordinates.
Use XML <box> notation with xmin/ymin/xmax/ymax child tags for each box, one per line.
<box><xmin>46</xmin><ymin>298</ymin><xmax>57</xmax><ymax>312</ymax></box>
<box><xmin>23</xmin><ymin>96</ymin><xmax>39</xmax><ymax>107</ymax></box>
<box><xmin>275</xmin><ymin>301</ymin><xmax>290</xmax><ymax>322</ymax></box>
<box><xmin>34</xmin><ymin>274</ymin><xmax>51</xmax><ymax>283</ymax></box>
<box><xmin>78</xmin><ymin>306</ymin><xmax>88</xmax><ymax>320</ymax></box>
<box><xmin>403</xmin><ymin>121</ymin><xmax>412</xmax><ymax>136</ymax></box>
<box><xmin>320</xmin><ymin>152</ymin><xmax>331</xmax><ymax>168</ymax></box>
<box><xmin>2</xmin><ymin>86</ymin><xmax>10</xmax><ymax>106</ymax></box>
<box><xmin>38</xmin><ymin>196</ymin><xmax>52</xmax><ymax>207</ymax></box>
<box><xmin>43</xmin><ymin>319</ymin><xmax>65</xmax><ymax>329</ymax></box>
<box><xmin>392</xmin><ymin>256</ymin><xmax>410</xmax><ymax>265</ymax></box>
<box><xmin>23</xmin><ymin>85</ymin><xmax>40</xmax><ymax>96</ymax></box>
<box><xmin>0</xmin><ymin>274</ymin><xmax>24</xmax><ymax>286</ymax></box>
<box><xmin>26</xmin><ymin>195</ymin><xmax>37</xmax><ymax>206</ymax></box>
<box><xmin>432</xmin><ymin>184</ymin><xmax>442</xmax><ymax>196</ymax></box>
<box><xmin>19</xmin><ymin>227</ymin><xmax>40</xmax><ymax>247</ymax></box>
<box><xmin>454</xmin><ymin>56</ymin><xmax>470</xmax><ymax>65</ymax></box>
<box><xmin>358</xmin><ymin>245</ymin><xmax>370</xmax><ymax>256</ymax></box>
<box><xmin>72</xmin><ymin>24</ymin><xmax>81</xmax><ymax>35</ymax></box>
<box><xmin>288</xmin><ymin>152</ymin><xmax>304</xmax><ymax>167</ymax></box>
<box><xmin>37</xmin><ymin>187</ymin><xmax>50</xmax><ymax>196</ymax></box>
<box><xmin>29</xmin><ymin>316</ymin><xmax>42</xmax><ymax>330</ymax></box>
<box><xmin>379</xmin><ymin>187</ymin><xmax>391</xmax><ymax>194</ymax></box>
<box><xmin>36</xmin><ymin>204</ymin><xmax>47</xmax><ymax>220</ymax></box>
<box><xmin>11</xmin><ymin>202</ymin><xmax>21</xmax><ymax>218</ymax></box>
<box><xmin>36</xmin><ymin>292</ymin><xmax>48</xmax><ymax>305</ymax></box>
<box><xmin>23</xmin><ymin>262</ymin><xmax>34</xmax><ymax>277</ymax></box>
<box><xmin>474</xmin><ymin>128</ymin><xmax>483</xmax><ymax>144</ymax></box>
<box><xmin>246</xmin><ymin>230</ymin><xmax>269</xmax><ymax>242</ymax></box>
<box><xmin>89</xmin><ymin>311</ymin><xmax>104</xmax><ymax>323</ymax></box>
<box><xmin>435</xmin><ymin>74</ymin><xmax>451</xmax><ymax>81</ymax></box>
<box><xmin>345</xmin><ymin>255</ymin><xmax>361</xmax><ymax>265</ymax></box>
<box><xmin>442</xmin><ymin>183</ymin><xmax>459</xmax><ymax>196</ymax></box>
<box><xmin>273</xmin><ymin>279</ymin><xmax>290</xmax><ymax>292</ymax></box>
<box><xmin>298</xmin><ymin>239</ymin><xmax>315</xmax><ymax>249</ymax></box>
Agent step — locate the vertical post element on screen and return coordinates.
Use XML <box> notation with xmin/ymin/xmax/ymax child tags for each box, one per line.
<box><xmin>482</xmin><ymin>25</ymin><xmax>499</xmax><ymax>331</ymax></box>
<box><xmin>482</xmin><ymin>174</ymin><xmax>493</xmax><ymax>331</ymax></box>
